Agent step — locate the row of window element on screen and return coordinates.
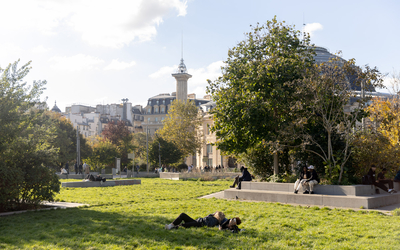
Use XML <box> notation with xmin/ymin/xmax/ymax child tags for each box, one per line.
<box><xmin>147</xmin><ymin>106</ymin><xmax>166</xmax><ymax>114</ymax></box>
<box><xmin>147</xmin><ymin>117</ymin><xmax>165</xmax><ymax>123</ymax></box>
<box><xmin>148</xmin><ymin>99</ymin><xmax>167</xmax><ymax>105</ymax></box>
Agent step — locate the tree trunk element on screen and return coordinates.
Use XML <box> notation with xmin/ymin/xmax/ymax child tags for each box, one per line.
<box><xmin>273</xmin><ymin>152</ymin><xmax>279</xmax><ymax>175</ymax></box>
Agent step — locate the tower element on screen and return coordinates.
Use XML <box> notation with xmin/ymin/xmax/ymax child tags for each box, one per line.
<box><xmin>172</xmin><ymin>58</ymin><xmax>192</xmax><ymax>102</ymax></box>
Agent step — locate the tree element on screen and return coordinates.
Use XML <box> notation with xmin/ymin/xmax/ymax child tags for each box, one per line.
<box><xmin>207</xmin><ymin>17</ymin><xmax>314</xmax><ymax>174</ymax></box>
<box><xmin>148</xmin><ymin>135</ymin><xmax>183</xmax><ymax>166</ymax></box>
<box><xmin>132</xmin><ymin>132</ymin><xmax>150</xmax><ymax>165</ymax></box>
<box><xmin>41</xmin><ymin>111</ymin><xmax>92</xmax><ymax>169</ymax></box>
<box><xmin>102</xmin><ymin>120</ymin><xmax>134</xmax><ymax>167</ymax></box>
<box><xmin>86</xmin><ymin>137</ymin><xmax>118</xmax><ymax>169</ymax></box>
<box><xmin>0</xmin><ymin>60</ymin><xmax>60</xmax><ymax>212</ymax></box>
<box><xmin>157</xmin><ymin>100</ymin><xmax>203</xmax><ymax>157</ymax></box>
<box><xmin>292</xmin><ymin>56</ymin><xmax>383</xmax><ymax>184</ymax></box>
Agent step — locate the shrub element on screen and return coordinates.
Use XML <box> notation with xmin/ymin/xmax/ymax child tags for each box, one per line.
<box><xmin>0</xmin><ymin>165</ymin><xmax>23</xmax><ymax>212</ymax></box>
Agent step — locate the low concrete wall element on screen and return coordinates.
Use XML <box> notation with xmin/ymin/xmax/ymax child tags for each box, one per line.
<box><xmin>160</xmin><ymin>173</ymin><xmax>179</xmax><ymax>180</ymax></box>
<box><xmin>57</xmin><ymin>173</ymin><xmax>113</xmax><ymax>179</ymax></box>
<box><xmin>241</xmin><ymin>182</ymin><xmax>376</xmax><ymax>196</ymax></box>
<box><xmin>62</xmin><ymin>179</ymin><xmax>141</xmax><ymax>188</ymax></box>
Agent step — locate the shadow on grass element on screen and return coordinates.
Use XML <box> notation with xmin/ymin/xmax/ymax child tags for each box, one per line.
<box><xmin>0</xmin><ymin>207</ymin><xmax>271</xmax><ymax>249</ymax></box>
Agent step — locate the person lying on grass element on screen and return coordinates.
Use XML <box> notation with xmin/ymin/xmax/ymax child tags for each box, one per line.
<box><xmin>165</xmin><ymin>211</ymin><xmax>226</xmax><ymax>230</ymax></box>
<box><xmin>219</xmin><ymin>217</ymin><xmax>242</xmax><ymax>233</ymax></box>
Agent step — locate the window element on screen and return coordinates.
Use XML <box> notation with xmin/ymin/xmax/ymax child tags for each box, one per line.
<box><xmin>206</xmin><ymin>144</ymin><xmax>212</xmax><ymax>154</ymax></box>
<box><xmin>156</xmin><ymin>100</ymin><xmax>159</xmax><ymax>105</ymax></box>
<box><xmin>148</xmin><ymin>118</ymin><xmax>151</xmax><ymax>123</ymax></box>
<box><xmin>161</xmin><ymin>117</ymin><xmax>165</xmax><ymax>121</ymax></box>
<box><xmin>162</xmin><ymin>100</ymin><xmax>165</xmax><ymax>104</ymax></box>
<box><xmin>155</xmin><ymin>107</ymin><xmax>158</xmax><ymax>113</ymax></box>
<box><xmin>147</xmin><ymin>108</ymin><xmax>151</xmax><ymax>114</ymax></box>
<box><xmin>155</xmin><ymin>117</ymin><xmax>158</xmax><ymax>122</ymax></box>
<box><xmin>161</xmin><ymin>107</ymin><xmax>165</xmax><ymax>113</ymax></box>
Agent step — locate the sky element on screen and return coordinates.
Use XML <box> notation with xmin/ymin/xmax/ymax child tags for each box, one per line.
<box><xmin>1</xmin><ymin>0</ymin><xmax>400</xmax><ymax>112</ymax></box>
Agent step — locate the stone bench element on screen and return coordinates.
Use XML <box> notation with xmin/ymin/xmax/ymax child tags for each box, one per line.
<box><xmin>241</xmin><ymin>182</ymin><xmax>376</xmax><ymax>196</ymax></box>
<box><xmin>159</xmin><ymin>172</ymin><xmax>238</xmax><ymax>180</ymax></box>
<box><xmin>57</xmin><ymin>173</ymin><xmax>113</xmax><ymax>179</ymax></box>
<box><xmin>159</xmin><ymin>173</ymin><xmax>179</xmax><ymax>180</ymax></box>
<box><xmin>224</xmin><ymin>182</ymin><xmax>400</xmax><ymax>209</ymax></box>
<box><xmin>62</xmin><ymin>179</ymin><xmax>141</xmax><ymax>188</ymax></box>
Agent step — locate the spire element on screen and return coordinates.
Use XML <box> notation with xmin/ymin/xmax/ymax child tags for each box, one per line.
<box><xmin>177</xmin><ymin>58</ymin><xmax>187</xmax><ymax>73</ymax></box>
<box><xmin>51</xmin><ymin>101</ymin><xmax>61</xmax><ymax>113</ymax></box>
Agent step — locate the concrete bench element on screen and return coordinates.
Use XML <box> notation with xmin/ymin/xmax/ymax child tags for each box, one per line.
<box><xmin>62</xmin><ymin>179</ymin><xmax>141</xmax><ymax>188</ymax></box>
<box><xmin>57</xmin><ymin>173</ymin><xmax>113</xmax><ymax>179</ymax></box>
<box><xmin>241</xmin><ymin>182</ymin><xmax>376</xmax><ymax>196</ymax></box>
<box><xmin>159</xmin><ymin>172</ymin><xmax>238</xmax><ymax>180</ymax></box>
<box><xmin>160</xmin><ymin>173</ymin><xmax>179</xmax><ymax>180</ymax></box>
<box><xmin>224</xmin><ymin>181</ymin><xmax>400</xmax><ymax>209</ymax></box>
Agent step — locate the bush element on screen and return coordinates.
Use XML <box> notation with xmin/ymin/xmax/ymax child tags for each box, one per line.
<box><xmin>0</xmin><ymin>165</ymin><xmax>23</xmax><ymax>212</ymax></box>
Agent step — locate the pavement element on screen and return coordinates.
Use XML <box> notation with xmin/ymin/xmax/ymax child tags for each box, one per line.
<box><xmin>200</xmin><ymin>189</ymin><xmax>400</xmax><ymax>215</ymax></box>
<box><xmin>0</xmin><ymin>202</ymin><xmax>88</xmax><ymax>217</ymax></box>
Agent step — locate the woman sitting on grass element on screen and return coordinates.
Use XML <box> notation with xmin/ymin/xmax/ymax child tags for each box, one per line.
<box><xmin>165</xmin><ymin>211</ymin><xmax>226</xmax><ymax>230</ymax></box>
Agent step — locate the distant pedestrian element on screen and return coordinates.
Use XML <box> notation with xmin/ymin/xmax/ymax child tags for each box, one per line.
<box><xmin>136</xmin><ymin>165</ymin><xmax>140</xmax><ymax>174</ymax></box>
<box><xmin>84</xmin><ymin>162</ymin><xmax>90</xmax><ymax>175</ymax></box>
<box><xmin>74</xmin><ymin>162</ymin><xmax>78</xmax><ymax>174</ymax></box>
<box><xmin>78</xmin><ymin>162</ymin><xmax>83</xmax><ymax>174</ymax></box>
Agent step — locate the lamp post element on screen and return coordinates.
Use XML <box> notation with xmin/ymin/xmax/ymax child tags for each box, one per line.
<box><xmin>159</xmin><ymin>142</ymin><xmax>161</xmax><ymax>169</ymax></box>
<box><xmin>146</xmin><ymin>125</ymin><xmax>149</xmax><ymax>173</ymax></box>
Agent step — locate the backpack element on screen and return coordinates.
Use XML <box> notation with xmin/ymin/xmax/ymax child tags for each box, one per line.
<box><xmin>362</xmin><ymin>175</ymin><xmax>373</xmax><ymax>185</ymax></box>
<box><xmin>95</xmin><ymin>176</ymin><xmax>106</xmax><ymax>182</ymax></box>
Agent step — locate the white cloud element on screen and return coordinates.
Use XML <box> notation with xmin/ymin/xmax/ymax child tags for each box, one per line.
<box><xmin>303</xmin><ymin>23</ymin><xmax>323</xmax><ymax>37</ymax></box>
<box><xmin>104</xmin><ymin>59</ymin><xmax>136</xmax><ymax>70</ymax></box>
<box><xmin>0</xmin><ymin>0</ymin><xmax>188</xmax><ymax>48</ymax></box>
<box><xmin>149</xmin><ymin>65</ymin><xmax>177</xmax><ymax>78</ymax></box>
<box><xmin>0</xmin><ymin>43</ymin><xmax>23</xmax><ymax>57</ymax></box>
<box><xmin>32</xmin><ymin>45</ymin><xmax>51</xmax><ymax>54</ymax></box>
<box><xmin>49</xmin><ymin>54</ymin><xmax>104</xmax><ymax>71</ymax></box>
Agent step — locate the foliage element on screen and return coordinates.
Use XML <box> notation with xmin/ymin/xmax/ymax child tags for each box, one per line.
<box><xmin>102</xmin><ymin>120</ymin><xmax>135</xmax><ymax>167</ymax></box>
<box><xmin>0</xmin><ymin>60</ymin><xmax>60</xmax><ymax>212</ymax></box>
<box><xmin>132</xmin><ymin>132</ymin><xmax>150</xmax><ymax>165</ymax></box>
<box><xmin>148</xmin><ymin>135</ymin><xmax>183</xmax><ymax>166</ymax></box>
<box><xmin>207</xmin><ymin>17</ymin><xmax>314</xmax><ymax>175</ymax></box>
<box><xmin>291</xmin><ymin>55</ymin><xmax>383</xmax><ymax>184</ymax></box>
<box><xmin>157</xmin><ymin>99</ymin><xmax>203</xmax><ymax>157</ymax></box>
<box><xmin>42</xmin><ymin>111</ymin><xmax>92</xmax><ymax>169</ymax></box>
<box><xmin>86</xmin><ymin>137</ymin><xmax>118</xmax><ymax>169</ymax></box>
<box><xmin>1</xmin><ymin>179</ymin><xmax>400</xmax><ymax>249</ymax></box>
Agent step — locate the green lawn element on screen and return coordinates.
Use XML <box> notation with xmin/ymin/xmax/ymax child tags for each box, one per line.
<box><xmin>1</xmin><ymin>178</ymin><xmax>400</xmax><ymax>249</ymax></box>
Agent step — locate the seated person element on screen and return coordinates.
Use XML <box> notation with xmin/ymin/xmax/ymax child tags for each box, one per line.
<box><xmin>230</xmin><ymin>166</ymin><xmax>252</xmax><ymax>190</ymax></box>
<box><xmin>61</xmin><ymin>168</ymin><xmax>68</xmax><ymax>175</ymax></box>
<box><xmin>165</xmin><ymin>211</ymin><xmax>225</xmax><ymax>230</ymax></box>
<box><xmin>303</xmin><ymin>165</ymin><xmax>319</xmax><ymax>194</ymax></box>
<box><xmin>394</xmin><ymin>169</ymin><xmax>400</xmax><ymax>182</ymax></box>
<box><xmin>293</xmin><ymin>166</ymin><xmax>310</xmax><ymax>194</ymax></box>
<box><xmin>367</xmin><ymin>165</ymin><xmax>396</xmax><ymax>193</ymax></box>
<box><xmin>377</xmin><ymin>168</ymin><xmax>396</xmax><ymax>193</ymax></box>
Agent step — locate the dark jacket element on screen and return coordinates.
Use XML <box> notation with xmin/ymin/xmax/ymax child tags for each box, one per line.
<box><xmin>308</xmin><ymin>170</ymin><xmax>320</xmax><ymax>183</ymax></box>
<box><xmin>196</xmin><ymin>214</ymin><xmax>220</xmax><ymax>227</ymax></box>
<box><xmin>395</xmin><ymin>170</ymin><xmax>400</xmax><ymax>181</ymax></box>
<box><xmin>241</xmin><ymin>168</ymin><xmax>252</xmax><ymax>181</ymax></box>
<box><xmin>299</xmin><ymin>170</ymin><xmax>310</xmax><ymax>180</ymax></box>
<box><xmin>367</xmin><ymin>168</ymin><xmax>376</xmax><ymax>183</ymax></box>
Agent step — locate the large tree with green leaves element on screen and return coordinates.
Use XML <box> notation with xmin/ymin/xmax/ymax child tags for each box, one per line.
<box><xmin>157</xmin><ymin>100</ymin><xmax>203</xmax><ymax>157</ymax></box>
<box><xmin>207</xmin><ymin>17</ymin><xmax>314</xmax><ymax>174</ymax></box>
<box><xmin>0</xmin><ymin>60</ymin><xmax>60</xmax><ymax>212</ymax></box>
<box><xmin>148</xmin><ymin>135</ymin><xmax>183</xmax><ymax>166</ymax></box>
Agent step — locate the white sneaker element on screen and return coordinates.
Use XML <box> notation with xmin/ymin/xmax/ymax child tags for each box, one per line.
<box><xmin>165</xmin><ymin>223</ymin><xmax>174</xmax><ymax>230</ymax></box>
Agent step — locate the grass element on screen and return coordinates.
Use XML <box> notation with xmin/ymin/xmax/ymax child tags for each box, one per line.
<box><xmin>1</xmin><ymin>178</ymin><xmax>400</xmax><ymax>249</ymax></box>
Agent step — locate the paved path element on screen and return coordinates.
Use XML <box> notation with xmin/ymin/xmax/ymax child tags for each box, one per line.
<box><xmin>200</xmin><ymin>189</ymin><xmax>400</xmax><ymax>215</ymax></box>
<box><xmin>0</xmin><ymin>202</ymin><xmax>88</xmax><ymax>217</ymax></box>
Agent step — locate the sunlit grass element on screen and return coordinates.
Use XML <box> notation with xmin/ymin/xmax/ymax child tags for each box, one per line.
<box><xmin>1</xmin><ymin>178</ymin><xmax>400</xmax><ymax>249</ymax></box>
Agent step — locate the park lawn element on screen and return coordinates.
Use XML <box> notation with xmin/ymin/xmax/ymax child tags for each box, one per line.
<box><xmin>1</xmin><ymin>178</ymin><xmax>400</xmax><ymax>249</ymax></box>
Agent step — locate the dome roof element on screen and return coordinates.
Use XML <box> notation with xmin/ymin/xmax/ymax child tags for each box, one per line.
<box><xmin>51</xmin><ymin>101</ymin><xmax>61</xmax><ymax>113</ymax></box>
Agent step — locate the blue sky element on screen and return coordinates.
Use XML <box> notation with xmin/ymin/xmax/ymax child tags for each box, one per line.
<box><xmin>1</xmin><ymin>0</ymin><xmax>399</xmax><ymax>111</ymax></box>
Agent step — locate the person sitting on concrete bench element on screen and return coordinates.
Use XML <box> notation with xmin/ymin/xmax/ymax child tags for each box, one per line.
<box><xmin>294</xmin><ymin>166</ymin><xmax>310</xmax><ymax>194</ymax></box>
<box><xmin>394</xmin><ymin>169</ymin><xmax>400</xmax><ymax>182</ymax></box>
<box><xmin>366</xmin><ymin>164</ymin><xmax>395</xmax><ymax>194</ymax></box>
<box><xmin>230</xmin><ymin>166</ymin><xmax>252</xmax><ymax>190</ymax></box>
<box><xmin>61</xmin><ymin>167</ymin><xmax>68</xmax><ymax>175</ymax></box>
<box><xmin>165</xmin><ymin>211</ymin><xmax>226</xmax><ymax>230</ymax></box>
<box><xmin>377</xmin><ymin>168</ymin><xmax>396</xmax><ymax>193</ymax></box>
<box><xmin>303</xmin><ymin>165</ymin><xmax>319</xmax><ymax>194</ymax></box>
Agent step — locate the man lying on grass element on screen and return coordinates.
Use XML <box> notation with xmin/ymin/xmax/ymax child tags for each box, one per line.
<box><xmin>165</xmin><ymin>211</ymin><xmax>243</xmax><ymax>232</ymax></box>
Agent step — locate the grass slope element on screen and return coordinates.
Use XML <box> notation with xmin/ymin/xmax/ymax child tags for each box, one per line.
<box><xmin>1</xmin><ymin>178</ymin><xmax>400</xmax><ymax>249</ymax></box>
